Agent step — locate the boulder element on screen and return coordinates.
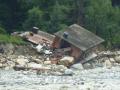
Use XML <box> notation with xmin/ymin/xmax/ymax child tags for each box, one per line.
<box><xmin>18</xmin><ymin>55</ymin><xmax>25</xmax><ymax>59</ymax></box>
<box><xmin>115</xmin><ymin>56</ymin><xmax>120</xmax><ymax>63</ymax></box>
<box><xmin>4</xmin><ymin>67</ymin><xmax>10</xmax><ymax>70</ymax></box>
<box><xmin>104</xmin><ymin>60</ymin><xmax>112</xmax><ymax>69</ymax></box>
<box><xmin>70</xmin><ymin>63</ymin><xmax>84</xmax><ymax>70</ymax></box>
<box><xmin>58</xmin><ymin>56</ymin><xmax>74</xmax><ymax>67</ymax></box>
<box><xmin>28</xmin><ymin>62</ymin><xmax>51</xmax><ymax>72</ymax></box>
<box><xmin>1</xmin><ymin>58</ymin><xmax>7</xmax><ymax>63</ymax></box>
<box><xmin>109</xmin><ymin>58</ymin><xmax>115</xmax><ymax>63</ymax></box>
<box><xmin>0</xmin><ymin>63</ymin><xmax>3</xmax><ymax>68</ymax></box>
<box><xmin>32</xmin><ymin>59</ymin><xmax>43</xmax><ymax>64</ymax></box>
<box><xmin>44</xmin><ymin>61</ymin><xmax>52</xmax><ymax>65</ymax></box>
<box><xmin>116</xmin><ymin>51</ymin><xmax>120</xmax><ymax>55</ymax></box>
<box><xmin>64</xmin><ymin>69</ymin><xmax>74</xmax><ymax>76</ymax></box>
<box><xmin>27</xmin><ymin>62</ymin><xmax>42</xmax><ymax>69</ymax></box>
<box><xmin>7</xmin><ymin>61</ymin><xmax>15</xmax><ymax>68</ymax></box>
<box><xmin>51</xmin><ymin>65</ymin><xmax>67</xmax><ymax>72</ymax></box>
<box><xmin>16</xmin><ymin>58</ymin><xmax>29</xmax><ymax>66</ymax></box>
<box><xmin>83</xmin><ymin>63</ymin><xmax>93</xmax><ymax>69</ymax></box>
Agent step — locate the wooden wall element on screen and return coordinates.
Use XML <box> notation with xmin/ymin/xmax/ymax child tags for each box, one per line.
<box><xmin>70</xmin><ymin>45</ymin><xmax>81</xmax><ymax>59</ymax></box>
<box><xmin>51</xmin><ymin>36</ymin><xmax>61</xmax><ymax>48</ymax></box>
<box><xmin>52</xmin><ymin>36</ymin><xmax>82</xmax><ymax>59</ymax></box>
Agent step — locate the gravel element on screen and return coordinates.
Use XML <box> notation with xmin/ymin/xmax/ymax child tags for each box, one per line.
<box><xmin>0</xmin><ymin>66</ymin><xmax>120</xmax><ymax>90</ymax></box>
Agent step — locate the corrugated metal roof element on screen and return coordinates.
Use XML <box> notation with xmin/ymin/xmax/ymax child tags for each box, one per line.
<box><xmin>25</xmin><ymin>30</ymin><xmax>55</xmax><ymax>45</ymax></box>
<box><xmin>26</xmin><ymin>34</ymin><xmax>53</xmax><ymax>44</ymax></box>
<box><xmin>55</xmin><ymin>24</ymin><xmax>104</xmax><ymax>51</ymax></box>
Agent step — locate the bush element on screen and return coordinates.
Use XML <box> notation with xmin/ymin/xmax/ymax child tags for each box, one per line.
<box><xmin>0</xmin><ymin>34</ymin><xmax>26</xmax><ymax>44</ymax></box>
<box><xmin>0</xmin><ymin>27</ymin><xmax>7</xmax><ymax>34</ymax></box>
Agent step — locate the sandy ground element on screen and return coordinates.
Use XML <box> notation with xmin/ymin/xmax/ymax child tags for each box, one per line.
<box><xmin>0</xmin><ymin>66</ymin><xmax>120</xmax><ymax>90</ymax></box>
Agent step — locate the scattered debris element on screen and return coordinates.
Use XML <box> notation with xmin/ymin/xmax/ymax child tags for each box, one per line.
<box><xmin>7</xmin><ymin>25</ymin><xmax>120</xmax><ymax>75</ymax></box>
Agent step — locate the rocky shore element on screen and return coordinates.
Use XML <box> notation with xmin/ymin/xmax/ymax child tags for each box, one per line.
<box><xmin>0</xmin><ymin>44</ymin><xmax>120</xmax><ymax>90</ymax></box>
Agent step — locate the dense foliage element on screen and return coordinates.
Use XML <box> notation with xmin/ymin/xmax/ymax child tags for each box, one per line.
<box><xmin>0</xmin><ymin>0</ymin><xmax>120</xmax><ymax>47</ymax></box>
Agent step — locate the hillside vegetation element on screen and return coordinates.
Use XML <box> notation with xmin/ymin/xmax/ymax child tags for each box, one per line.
<box><xmin>0</xmin><ymin>0</ymin><xmax>120</xmax><ymax>47</ymax></box>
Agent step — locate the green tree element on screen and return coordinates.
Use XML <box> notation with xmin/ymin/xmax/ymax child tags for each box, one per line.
<box><xmin>85</xmin><ymin>0</ymin><xmax>120</xmax><ymax>47</ymax></box>
<box><xmin>0</xmin><ymin>26</ymin><xmax>6</xmax><ymax>34</ymax></box>
<box><xmin>48</xmin><ymin>1</ymin><xmax>67</xmax><ymax>33</ymax></box>
<box><xmin>23</xmin><ymin>7</ymin><xmax>44</xmax><ymax>30</ymax></box>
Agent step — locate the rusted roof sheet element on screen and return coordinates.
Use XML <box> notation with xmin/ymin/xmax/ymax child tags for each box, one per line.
<box><xmin>55</xmin><ymin>24</ymin><xmax>104</xmax><ymax>51</ymax></box>
<box><xmin>26</xmin><ymin>34</ymin><xmax>53</xmax><ymax>44</ymax></box>
<box><xmin>37</xmin><ymin>31</ymin><xmax>55</xmax><ymax>41</ymax></box>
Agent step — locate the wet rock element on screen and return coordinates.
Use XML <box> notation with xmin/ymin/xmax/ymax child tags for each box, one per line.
<box><xmin>58</xmin><ymin>56</ymin><xmax>74</xmax><ymax>67</ymax></box>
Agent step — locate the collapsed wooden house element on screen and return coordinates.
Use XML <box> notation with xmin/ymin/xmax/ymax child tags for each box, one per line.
<box><xmin>25</xmin><ymin>30</ymin><xmax>55</xmax><ymax>45</ymax></box>
<box><xmin>52</xmin><ymin>24</ymin><xmax>104</xmax><ymax>63</ymax></box>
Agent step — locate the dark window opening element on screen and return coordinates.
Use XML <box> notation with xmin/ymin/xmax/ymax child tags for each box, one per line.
<box><xmin>60</xmin><ymin>39</ymin><xmax>71</xmax><ymax>48</ymax></box>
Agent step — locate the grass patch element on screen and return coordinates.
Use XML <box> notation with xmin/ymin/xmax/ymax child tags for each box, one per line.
<box><xmin>0</xmin><ymin>34</ymin><xmax>26</xmax><ymax>44</ymax></box>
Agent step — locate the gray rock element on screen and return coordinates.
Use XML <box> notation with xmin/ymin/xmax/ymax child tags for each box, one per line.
<box><xmin>64</xmin><ymin>69</ymin><xmax>74</xmax><ymax>75</ymax></box>
<box><xmin>44</xmin><ymin>60</ymin><xmax>52</xmax><ymax>65</ymax></box>
<box><xmin>0</xmin><ymin>63</ymin><xmax>3</xmax><ymax>68</ymax></box>
<box><xmin>115</xmin><ymin>56</ymin><xmax>120</xmax><ymax>63</ymax></box>
<box><xmin>83</xmin><ymin>63</ymin><xmax>93</xmax><ymax>69</ymax></box>
<box><xmin>70</xmin><ymin>63</ymin><xmax>84</xmax><ymax>70</ymax></box>
<box><xmin>27</xmin><ymin>62</ymin><xmax>42</xmax><ymax>69</ymax></box>
<box><xmin>58</xmin><ymin>56</ymin><xmax>74</xmax><ymax>67</ymax></box>
<box><xmin>104</xmin><ymin>60</ymin><xmax>112</xmax><ymax>69</ymax></box>
<box><xmin>109</xmin><ymin>58</ymin><xmax>115</xmax><ymax>63</ymax></box>
<box><xmin>52</xmin><ymin>65</ymin><xmax>67</xmax><ymax>72</ymax></box>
